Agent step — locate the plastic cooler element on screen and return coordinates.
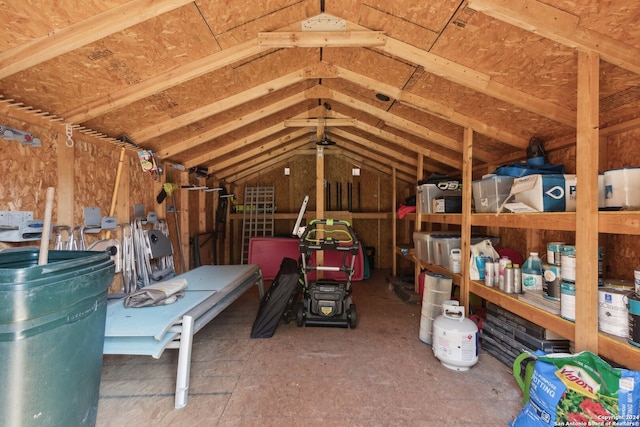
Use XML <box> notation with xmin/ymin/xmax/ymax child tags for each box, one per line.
<box><xmin>0</xmin><ymin>249</ymin><xmax>115</xmax><ymax>427</ymax></box>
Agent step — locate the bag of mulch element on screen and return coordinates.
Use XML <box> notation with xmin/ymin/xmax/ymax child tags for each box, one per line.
<box><xmin>511</xmin><ymin>350</ymin><xmax>640</xmax><ymax>427</ymax></box>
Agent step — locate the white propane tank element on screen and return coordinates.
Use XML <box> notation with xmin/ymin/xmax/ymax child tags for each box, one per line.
<box><xmin>432</xmin><ymin>301</ymin><xmax>479</xmax><ymax>371</ymax></box>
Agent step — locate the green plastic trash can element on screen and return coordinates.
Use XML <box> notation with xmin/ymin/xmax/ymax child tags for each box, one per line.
<box><xmin>0</xmin><ymin>249</ymin><xmax>115</xmax><ymax>427</ymax></box>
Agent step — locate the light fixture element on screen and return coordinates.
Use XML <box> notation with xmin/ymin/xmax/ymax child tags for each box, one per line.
<box><xmin>352</xmin><ymin>167</ymin><xmax>361</xmax><ymax>176</ymax></box>
<box><xmin>316</xmin><ymin>135</ymin><xmax>336</xmax><ymax>146</ymax></box>
<box><xmin>284</xmin><ymin>167</ymin><xmax>290</xmax><ymax>175</ymax></box>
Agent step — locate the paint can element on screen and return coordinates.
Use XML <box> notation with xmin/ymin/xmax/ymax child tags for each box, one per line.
<box><xmin>628</xmin><ymin>292</ymin><xmax>640</xmax><ymax>348</ymax></box>
<box><xmin>560</xmin><ymin>281</ymin><xmax>575</xmax><ymax>322</ymax></box>
<box><xmin>546</xmin><ymin>242</ymin><xmax>565</xmax><ymax>266</ymax></box>
<box><xmin>542</xmin><ymin>263</ymin><xmax>561</xmax><ymax>300</ymax></box>
<box><xmin>560</xmin><ymin>245</ymin><xmax>576</xmax><ymax>282</ymax></box>
<box><xmin>598</xmin><ymin>287</ymin><xmax>632</xmax><ymax>338</ymax></box>
<box><xmin>635</xmin><ymin>269</ymin><xmax>640</xmax><ymax>294</ymax></box>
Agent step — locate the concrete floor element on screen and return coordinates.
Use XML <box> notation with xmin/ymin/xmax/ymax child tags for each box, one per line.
<box><xmin>96</xmin><ymin>269</ymin><xmax>523</xmax><ymax>426</ymax></box>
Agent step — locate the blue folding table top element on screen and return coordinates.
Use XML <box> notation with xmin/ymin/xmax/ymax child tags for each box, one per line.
<box><xmin>103</xmin><ymin>264</ymin><xmax>261</xmax><ymax>358</ymax></box>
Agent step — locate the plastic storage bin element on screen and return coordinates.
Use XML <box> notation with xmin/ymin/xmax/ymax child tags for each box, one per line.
<box><xmin>0</xmin><ymin>249</ymin><xmax>115</xmax><ymax>427</ymax></box>
<box><xmin>472</xmin><ymin>175</ymin><xmax>514</xmax><ymax>213</ymax></box>
<box><xmin>432</xmin><ymin>235</ymin><xmax>461</xmax><ymax>269</ymax></box>
<box><xmin>417</xmin><ymin>183</ymin><xmax>444</xmax><ymax>214</ymax></box>
<box><xmin>413</xmin><ymin>231</ymin><xmax>435</xmax><ymax>263</ymax></box>
<box><xmin>604</xmin><ymin>167</ymin><xmax>640</xmax><ymax>209</ymax></box>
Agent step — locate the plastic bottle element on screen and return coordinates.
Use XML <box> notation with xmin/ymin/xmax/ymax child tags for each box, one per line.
<box><xmin>512</xmin><ymin>264</ymin><xmax>522</xmax><ymax>293</ymax></box>
<box><xmin>522</xmin><ymin>252</ymin><xmax>543</xmax><ymax>293</ymax></box>
<box><xmin>498</xmin><ymin>256</ymin><xmax>511</xmax><ymax>291</ymax></box>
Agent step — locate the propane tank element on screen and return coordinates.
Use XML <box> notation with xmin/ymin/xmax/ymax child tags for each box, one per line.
<box><xmin>432</xmin><ymin>301</ymin><xmax>479</xmax><ymax>371</ymax></box>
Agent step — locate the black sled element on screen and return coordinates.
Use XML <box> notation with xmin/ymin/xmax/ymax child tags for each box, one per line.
<box><xmin>250</xmin><ymin>257</ymin><xmax>301</xmax><ymax>338</ymax></box>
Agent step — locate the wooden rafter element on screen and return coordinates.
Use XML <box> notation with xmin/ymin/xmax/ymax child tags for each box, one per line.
<box><xmin>258</xmin><ymin>31</ymin><xmax>387</xmax><ymax>48</ymax></box>
<box><xmin>63</xmin><ymin>39</ymin><xmax>270</xmax><ymax>123</ymax></box>
<box><xmin>0</xmin><ymin>0</ymin><xmax>194</xmax><ymax>80</ymax></box>
<box><xmin>467</xmin><ymin>0</ymin><xmax>640</xmax><ymax>75</ymax></box>
<box><xmin>132</xmin><ymin>67</ymin><xmax>317</xmax><ymax>142</ymax></box>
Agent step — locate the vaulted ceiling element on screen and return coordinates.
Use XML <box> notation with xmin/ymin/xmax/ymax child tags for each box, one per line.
<box><xmin>1</xmin><ymin>0</ymin><xmax>639</xmax><ymax>185</ymax></box>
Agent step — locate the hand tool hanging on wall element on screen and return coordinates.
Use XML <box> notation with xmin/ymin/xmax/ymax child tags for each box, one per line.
<box><xmin>155</xmin><ymin>182</ymin><xmax>186</xmax><ymax>274</ymax></box>
<box><xmin>0</xmin><ymin>125</ymin><xmax>41</xmax><ymax>147</ymax></box>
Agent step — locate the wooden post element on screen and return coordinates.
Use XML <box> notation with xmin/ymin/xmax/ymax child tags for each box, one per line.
<box><xmin>392</xmin><ymin>166</ymin><xmax>397</xmax><ymax>276</ymax></box>
<box><xmin>574</xmin><ymin>50</ymin><xmax>600</xmax><ymax>352</ymax></box>
<box><xmin>460</xmin><ymin>128</ymin><xmax>473</xmax><ymax>311</ymax></box>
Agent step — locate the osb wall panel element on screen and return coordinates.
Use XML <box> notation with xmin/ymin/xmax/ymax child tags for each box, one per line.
<box><xmin>73</xmin><ymin>140</ymin><xmax>119</xmax><ymax>224</ymax></box>
<box><xmin>198</xmin><ymin>0</ymin><xmax>315</xmax><ymax>47</ymax></box>
<box><xmin>0</xmin><ymin>1</ymin><xmax>127</xmax><ymax>50</ymax></box>
<box><xmin>604</xmin><ymin>128</ymin><xmax>640</xmax><ymax>281</ymax></box>
<box><xmin>127</xmin><ymin>156</ymin><xmax>156</xmax><ymax>218</ymax></box>
<box><xmin>352</xmin><ymin>0</ymin><xmax>446</xmax><ymax>49</ymax></box>
<box><xmin>0</xmin><ymin>115</ymin><xmax>153</xmax><ymax>251</ymax></box>
<box><xmin>2</xmin><ymin>6</ymin><xmax>220</xmax><ymax>121</ymax></box>
<box><xmin>433</xmin><ymin>9</ymin><xmax>577</xmax><ymax>107</ymax></box>
<box><xmin>544</xmin><ymin>0</ymin><xmax>640</xmax><ymax>47</ymax></box>
<box><xmin>323</xmin><ymin>47</ymin><xmax>416</xmax><ymax>89</ymax></box>
<box><xmin>408</xmin><ymin>73</ymin><xmax>574</xmax><ymax>143</ymax></box>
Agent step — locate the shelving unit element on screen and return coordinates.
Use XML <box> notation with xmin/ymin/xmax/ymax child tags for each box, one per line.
<box><xmin>392</xmin><ymin>54</ymin><xmax>640</xmax><ymax>371</ymax></box>
<box><xmin>396</xmin><ymin>208</ymin><xmax>640</xmax><ymax>371</ymax></box>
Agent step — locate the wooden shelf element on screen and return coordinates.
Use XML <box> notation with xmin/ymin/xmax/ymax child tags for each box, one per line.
<box><xmin>471</xmin><ymin>212</ymin><xmax>576</xmax><ymax>231</ymax></box>
<box><xmin>231</xmin><ymin>211</ymin><xmax>393</xmax><ymax>221</ymax></box>
<box><xmin>414</xmin><ymin>258</ymin><xmax>462</xmax><ymax>287</ymax></box>
<box><xmin>468</xmin><ymin>281</ymin><xmax>575</xmax><ymax>341</ymax></box>
<box><xmin>399</xmin><ymin>212</ymin><xmax>463</xmax><ymax>225</ymax></box>
<box><xmin>398</xmin><ymin>191</ymin><xmax>640</xmax><ymax>371</ymax></box>
<box><xmin>598</xmin><ymin>333</ymin><xmax>640</xmax><ymax>371</ymax></box>
<box><xmin>599</xmin><ymin>211</ymin><xmax>640</xmax><ymax>235</ymax></box>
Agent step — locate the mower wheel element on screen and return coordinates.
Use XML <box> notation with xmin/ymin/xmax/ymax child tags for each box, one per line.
<box><xmin>347</xmin><ymin>304</ymin><xmax>357</xmax><ymax>329</ymax></box>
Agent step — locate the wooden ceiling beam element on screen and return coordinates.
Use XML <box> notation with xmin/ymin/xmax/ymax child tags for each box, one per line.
<box><xmin>183</xmin><ymin>108</ymin><xmax>323</xmax><ymax>167</ymax></box>
<box><xmin>284</xmin><ymin>118</ymin><xmax>357</xmax><ymax>127</ymax></box>
<box><xmin>314</xmin><ymin>146</ymin><xmax>418</xmax><ymax>183</ymax></box>
<box><xmin>206</xmin><ymin>129</ymin><xmax>310</xmax><ymax>173</ymax></box>
<box><xmin>329</xmin><ymin>132</ymin><xmax>420</xmax><ymax>176</ymax></box>
<box><xmin>349</xmin><ymin>120</ymin><xmax>464</xmax><ymax>170</ymax></box>
<box><xmin>341</xmin><ymin>22</ymin><xmax>576</xmax><ymax>126</ymax></box>
<box><xmin>0</xmin><ymin>0</ymin><xmax>193</xmax><ymax>80</ymax></box>
<box><xmin>331</xmin><ymin>65</ymin><xmax>528</xmax><ymax>149</ymax></box>
<box><xmin>336</xmin><ymin>122</ymin><xmax>457</xmax><ymax>174</ymax></box>
<box><xmin>220</xmin><ymin>143</ymin><xmax>306</xmax><ymax>182</ymax></box>
<box><xmin>467</xmin><ymin>0</ymin><xmax>640</xmax><ymax>75</ymax></box>
<box><xmin>327</xmin><ymin>88</ymin><xmax>497</xmax><ymax>164</ymax></box>
<box><xmin>159</xmin><ymin>90</ymin><xmax>313</xmax><ymax>158</ymax></box>
<box><xmin>132</xmin><ymin>67</ymin><xmax>317</xmax><ymax>142</ymax></box>
<box><xmin>63</xmin><ymin>39</ymin><xmax>270</xmax><ymax>123</ymax></box>
<box><xmin>331</xmin><ymin>129</ymin><xmax>417</xmax><ymax>170</ymax></box>
<box><xmin>258</xmin><ymin>31</ymin><xmax>386</xmax><ymax>48</ymax></box>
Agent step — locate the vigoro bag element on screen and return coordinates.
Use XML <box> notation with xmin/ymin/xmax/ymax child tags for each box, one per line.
<box><xmin>511</xmin><ymin>350</ymin><xmax>640</xmax><ymax>427</ymax></box>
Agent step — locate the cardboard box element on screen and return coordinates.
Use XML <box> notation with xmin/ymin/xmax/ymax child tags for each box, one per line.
<box><xmin>510</xmin><ymin>174</ymin><xmax>577</xmax><ymax>212</ymax></box>
<box><xmin>433</xmin><ymin>195</ymin><xmax>462</xmax><ymax>213</ymax></box>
